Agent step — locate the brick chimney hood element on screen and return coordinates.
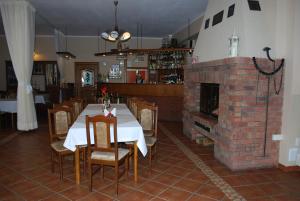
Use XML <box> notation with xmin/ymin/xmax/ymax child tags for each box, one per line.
<box><xmin>193</xmin><ymin>0</ymin><xmax>278</xmax><ymax>62</ymax></box>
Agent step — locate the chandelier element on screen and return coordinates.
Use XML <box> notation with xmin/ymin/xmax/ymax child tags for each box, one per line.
<box><xmin>101</xmin><ymin>1</ymin><xmax>131</xmax><ymax>42</ymax></box>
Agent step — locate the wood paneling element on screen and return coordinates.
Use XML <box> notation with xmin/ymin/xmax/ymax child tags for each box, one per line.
<box><xmin>106</xmin><ymin>83</ymin><xmax>183</xmax><ymax>97</ymax></box>
<box><xmin>105</xmin><ymin>83</ymin><xmax>183</xmax><ymax>121</ymax></box>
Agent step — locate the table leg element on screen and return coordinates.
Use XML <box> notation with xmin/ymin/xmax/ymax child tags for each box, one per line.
<box><xmin>11</xmin><ymin>113</ymin><xmax>14</xmax><ymax>129</ymax></box>
<box><xmin>134</xmin><ymin>141</ymin><xmax>138</xmax><ymax>182</ymax></box>
<box><xmin>75</xmin><ymin>146</ymin><xmax>81</xmax><ymax>184</ymax></box>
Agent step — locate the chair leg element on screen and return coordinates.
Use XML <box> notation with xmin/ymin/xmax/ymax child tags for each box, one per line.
<box><xmin>88</xmin><ymin>163</ymin><xmax>92</xmax><ymax>192</ymax></box>
<box><xmin>59</xmin><ymin>154</ymin><xmax>63</xmax><ymax>180</ymax></box>
<box><xmin>115</xmin><ymin>165</ymin><xmax>119</xmax><ymax>195</ymax></box>
<box><xmin>149</xmin><ymin>146</ymin><xmax>152</xmax><ymax>172</ymax></box>
<box><xmin>51</xmin><ymin>151</ymin><xmax>55</xmax><ymax>173</ymax></box>
<box><xmin>125</xmin><ymin>156</ymin><xmax>129</xmax><ymax>178</ymax></box>
<box><xmin>101</xmin><ymin>165</ymin><xmax>104</xmax><ymax>179</ymax></box>
<box><xmin>82</xmin><ymin>148</ymin><xmax>86</xmax><ymax>175</ymax></box>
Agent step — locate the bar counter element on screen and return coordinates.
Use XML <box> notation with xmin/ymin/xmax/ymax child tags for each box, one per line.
<box><xmin>106</xmin><ymin>83</ymin><xmax>183</xmax><ymax>122</ymax></box>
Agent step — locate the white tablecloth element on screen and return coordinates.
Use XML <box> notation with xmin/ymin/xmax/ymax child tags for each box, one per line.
<box><xmin>64</xmin><ymin>104</ymin><xmax>147</xmax><ymax>156</ymax></box>
<box><xmin>34</xmin><ymin>95</ymin><xmax>46</xmax><ymax>104</ymax></box>
<box><xmin>0</xmin><ymin>99</ymin><xmax>17</xmax><ymax>113</ymax></box>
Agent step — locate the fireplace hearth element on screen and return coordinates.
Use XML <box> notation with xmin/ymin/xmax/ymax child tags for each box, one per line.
<box><xmin>200</xmin><ymin>83</ymin><xmax>219</xmax><ymax>119</ymax></box>
<box><xmin>183</xmin><ymin>57</ymin><xmax>283</xmax><ymax>170</ymax></box>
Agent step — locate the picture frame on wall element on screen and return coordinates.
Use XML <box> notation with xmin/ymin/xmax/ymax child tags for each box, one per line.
<box><xmin>126</xmin><ymin>68</ymin><xmax>148</xmax><ymax>84</ymax></box>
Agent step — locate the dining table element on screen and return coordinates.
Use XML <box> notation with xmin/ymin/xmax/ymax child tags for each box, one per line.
<box><xmin>0</xmin><ymin>99</ymin><xmax>17</xmax><ymax>128</ymax></box>
<box><xmin>63</xmin><ymin>103</ymin><xmax>147</xmax><ymax>184</ymax></box>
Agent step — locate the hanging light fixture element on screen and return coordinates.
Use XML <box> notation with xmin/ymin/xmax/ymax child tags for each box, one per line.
<box><xmin>56</xmin><ymin>28</ymin><xmax>76</xmax><ymax>59</ymax></box>
<box><xmin>101</xmin><ymin>1</ymin><xmax>131</xmax><ymax>42</ymax></box>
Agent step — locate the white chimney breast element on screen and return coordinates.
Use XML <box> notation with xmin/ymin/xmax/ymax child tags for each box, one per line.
<box><xmin>193</xmin><ymin>0</ymin><xmax>277</xmax><ymax>62</ymax></box>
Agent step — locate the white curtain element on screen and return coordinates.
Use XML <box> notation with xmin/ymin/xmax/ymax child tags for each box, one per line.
<box><xmin>0</xmin><ymin>0</ymin><xmax>37</xmax><ymax>130</ymax></box>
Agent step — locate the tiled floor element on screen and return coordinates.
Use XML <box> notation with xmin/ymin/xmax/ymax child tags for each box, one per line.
<box><xmin>1</xmin><ymin>121</ymin><xmax>300</xmax><ymax>201</ymax></box>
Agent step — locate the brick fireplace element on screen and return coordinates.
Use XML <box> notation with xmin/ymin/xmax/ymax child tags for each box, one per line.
<box><xmin>183</xmin><ymin>57</ymin><xmax>284</xmax><ymax>170</ymax></box>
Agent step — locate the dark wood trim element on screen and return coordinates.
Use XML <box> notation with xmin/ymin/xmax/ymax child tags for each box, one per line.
<box><xmin>105</xmin><ymin>83</ymin><xmax>183</xmax><ymax>97</ymax></box>
<box><xmin>279</xmin><ymin>163</ymin><xmax>300</xmax><ymax>172</ymax></box>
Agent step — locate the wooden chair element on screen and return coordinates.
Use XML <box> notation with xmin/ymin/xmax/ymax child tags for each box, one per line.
<box><xmin>53</xmin><ymin>103</ymin><xmax>75</xmax><ymax>132</ymax></box>
<box><xmin>86</xmin><ymin>114</ymin><xmax>129</xmax><ymax>194</ymax></box>
<box><xmin>48</xmin><ymin>108</ymin><xmax>74</xmax><ymax>180</ymax></box>
<box><xmin>63</xmin><ymin>100</ymin><xmax>80</xmax><ymax>119</ymax></box>
<box><xmin>125</xmin><ymin>101</ymin><xmax>156</xmax><ymax>167</ymax></box>
<box><xmin>70</xmin><ymin>97</ymin><xmax>85</xmax><ymax>113</ymax></box>
<box><xmin>127</xmin><ymin>97</ymin><xmax>145</xmax><ymax>118</ymax></box>
<box><xmin>137</xmin><ymin>103</ymin><xmax>158</xmax><ymax>170</ymax></box>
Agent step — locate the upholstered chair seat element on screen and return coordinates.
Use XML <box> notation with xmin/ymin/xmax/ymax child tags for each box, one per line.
<box><xmin>145</xmin><ymin>136</ymin><xmax>157</xmax><ymax>146</ymax></box>
<box><xmin>91</xmin><ymin>148</ymin><xmax>129</xmax><ymax>161</ymax></box>
<box><xmin>51</xmin><ymin>140</ymin><xmax>69</xmax><ymax>152</ymax></box>
<box><xmin>143</xmin><ymin>130</ymin><xmax>154</xmax><ymax>137</ymax></box>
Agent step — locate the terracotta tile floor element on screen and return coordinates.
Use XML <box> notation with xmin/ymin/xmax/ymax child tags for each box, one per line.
<box><xmin>1</xmin><ymin>121</ymin><xmax>300</xmax><ymax>201</ymax></box>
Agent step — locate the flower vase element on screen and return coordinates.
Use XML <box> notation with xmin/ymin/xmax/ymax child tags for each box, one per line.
<box><xmin>104</xmin><ymin>99</ymin><xmax>110</xmax><ymax>109</ymax></box>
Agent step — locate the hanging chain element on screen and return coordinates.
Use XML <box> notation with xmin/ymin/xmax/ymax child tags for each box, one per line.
<box><xmin>256</xmin><ymin>72</ymin><xmax>260</xmax><ymax>104</ymax></box>
<box><xmin>273</xmin><ymin>60</ymin><xmax>284</xmax><ymax>95</ymax></box>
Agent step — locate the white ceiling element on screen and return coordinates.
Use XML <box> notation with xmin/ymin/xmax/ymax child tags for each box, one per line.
<box><xmin>0</xmin><ymin>0</ymin><xmax>208</xmax><ymax>37</ymax></box>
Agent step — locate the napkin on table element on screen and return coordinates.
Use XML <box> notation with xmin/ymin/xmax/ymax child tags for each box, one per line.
<box><xmin>104</xmin><ymin>108</ymin><xmax>116</xmax><ymax>117</ymax></box>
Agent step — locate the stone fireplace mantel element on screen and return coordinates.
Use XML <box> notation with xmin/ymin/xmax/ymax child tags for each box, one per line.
<box><xmin>183</xmin><ymin>57</ymin><xmax>284</xmax><ymax>170</ymax></box>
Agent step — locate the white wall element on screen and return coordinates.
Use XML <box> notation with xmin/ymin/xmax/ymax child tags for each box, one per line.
<box><xmin>194</xmin><ymin>0</ymin><xmax>277</xmax><ymax>62</ymax></box>
<box><xmin>0</xmin><ymin>35</ymin><xmax>162</xmax><ymax>89</ymax></box>
<box><xmin>276</xmin><ymin>0</ymin><xmax>300</xmax><ymax>166</ymax></box>
<box><xmin>173</xmin><ymin>16</ymin><xmax>203</xmax><ymax>46</ymax></box>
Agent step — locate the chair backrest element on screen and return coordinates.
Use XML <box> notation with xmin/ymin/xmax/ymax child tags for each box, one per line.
<box><xmin>128</xmin><ymin>97</ymin><xmax>144</xmax><ymax>117</ymax></box>
<box><xmin>137</xmin><ymin>103</ymin><xmax>158</xmax><ymax>137</ymax></box>
<box><xmin>70</xmin><ymin>97</ymin><xmax>84</xmax><ymax>112</ymax></box>
<box><xmin>53</xmin><ymin>103</ymin><xmax>75</xmax><ymax>126</ymax></box>
<box><xmin>48</xmin><ymin>107</ymin><xmax>73</xmax><ymax>143</ymax></box>
<box><xmin>85</xmin><ymin>115</ymin><xmax>119</xmax><ymax>158</ymax></box>
<box><xmin>63</xmin><ymin>100</ymin><xmax>80</xmax><ymax>118</ymax></box>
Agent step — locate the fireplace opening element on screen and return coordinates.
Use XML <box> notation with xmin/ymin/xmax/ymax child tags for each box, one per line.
<box><xmin>200</xmin><ymin>83</ymin><xmax>219</xmax><ymax>119</ymax></box>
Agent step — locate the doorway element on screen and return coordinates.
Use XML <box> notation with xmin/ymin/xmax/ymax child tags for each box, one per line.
<box><xmin>75</xmin><ymin>62</ymin><xmax>98</xmax><ymax>104</ymax></box>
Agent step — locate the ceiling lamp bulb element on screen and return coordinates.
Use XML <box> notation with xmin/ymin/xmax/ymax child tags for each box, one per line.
<box><xmin>110</xmin><ymin>30</ymin><xmax>119</xmax><ymax>39</ymax></box>
<box><xmin>120</xmin><ymin>32</ymin><xmax>131</xmax><ymax>41</ymax></box>
<box><xmin>101</xmin><ymin>32</ymin><xmax>109</xmax><ymax>40</ymax></box>
<box><xmin>108</xmin><ymin>35</ymin><xmax>116</xmax><ymax>41</ymax></box>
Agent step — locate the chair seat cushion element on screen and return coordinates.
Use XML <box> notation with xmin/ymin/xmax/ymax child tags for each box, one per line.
<box><xmin>57</xmin><ymin>136</ymin><xmax>66</xmax><ymax>140</ymax></box>
<box><xmin>145</xmin><ymin>136</ymin><xmax>157</xmax><ymax>146</ymax></box>
<box><xmin>144</xmin><ymin>130</ymin><xmax>154</xmax><ymax>137</ymax></box>
<box><xmin>91</xmin><ymin>148</ymin><xmax>129</xmax><ymax>161</ymax></box>
<box><xmin>51</xmin><ymin>140</ymin><xmax>69</xmax><ymax>152</ymax></box>
<box><xmin>125</xmin><ymin>141</ymin><xmax>134</xmax><ymax>145</ymax></box>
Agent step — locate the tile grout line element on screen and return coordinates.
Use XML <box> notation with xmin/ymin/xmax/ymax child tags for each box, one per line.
<box><xmin>158</xmin><ymin>123</ymin><xmax>246</xmax><ymax>201</ymax></box>
<box><xmin>0</xmin><ymin>131</ymin><xmax>20</xmax><ymax>146</ymax></box>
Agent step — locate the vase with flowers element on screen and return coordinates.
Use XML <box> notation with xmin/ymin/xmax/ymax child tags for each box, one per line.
<box><xmin>100</xmin><ymin>85</ymin><xmax>110</xmax><ymax>109</ymax></box>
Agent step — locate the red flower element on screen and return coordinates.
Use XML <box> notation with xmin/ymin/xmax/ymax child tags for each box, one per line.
<box><xmin>101</xmin><ymin>86</ymin><xmax>107</xmax><ymax>96</ymax></box>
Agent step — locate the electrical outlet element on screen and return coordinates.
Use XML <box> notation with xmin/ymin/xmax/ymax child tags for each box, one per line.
<box><xmin>288</xmin><ymin>148</ymin><xmax>298</xmax><ymax>161</ymax></box>
<box><xmin>272</xmin><ymin>134</ymin><xmax>283</xmax><ymax>141</ymax></box>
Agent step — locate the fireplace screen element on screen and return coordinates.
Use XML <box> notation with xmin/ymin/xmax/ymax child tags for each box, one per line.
<box><xmin>200</xmin><ymin>83</ymin><xmax>219</xmax><ymax>119</ymax></box>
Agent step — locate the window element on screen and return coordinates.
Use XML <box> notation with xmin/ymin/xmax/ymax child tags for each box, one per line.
<box><xmin>212</xmin><ymin>11</ymin><xmax>224</xmax><ymax>26</ymax></box>
<box><xmin>248</xmin><ymin>0</ymin><xmax>261</xmax><ymax>11</ymax></box>
<box><xmin>227</xmin><ymin>4</ymin><xmax>235</xmax><ymax>18</ymax></box>
<box><xmin>205</xmin><ymin>18</ymin><xmax>210</xmax><ymax>29</ymax></box>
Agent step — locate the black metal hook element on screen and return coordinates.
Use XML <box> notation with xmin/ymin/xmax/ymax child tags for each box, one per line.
<box><xmin>263</xmin><ymin>47</ymin><xmax>275</xmax><ymax>62</ymax></box>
